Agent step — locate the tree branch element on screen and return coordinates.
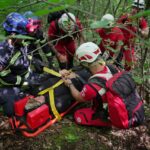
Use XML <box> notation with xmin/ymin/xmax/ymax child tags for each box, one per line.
<box><xmin>103</xmin><ymin>0</ymin><xmax>111</xmax><ymax>15</ymax></box>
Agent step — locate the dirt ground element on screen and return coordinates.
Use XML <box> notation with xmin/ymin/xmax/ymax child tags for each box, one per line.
<box><xmin>0</xmin><ymin>105</ymin><xmax>150</xmax><ymax>150</ymax></box>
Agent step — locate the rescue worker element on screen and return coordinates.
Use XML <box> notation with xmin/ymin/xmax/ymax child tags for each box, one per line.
<box><xmin>60</xmin><ymin>42</ymin><xmax>144</xmax><ymax>128</ymax></box>
<box><xmin>0</xmin><ymin>12</ymin><xmax>31</xmax><ymax>117</ymax></box>
<box><xmin>48</xmin><ymin>12</ymin><xmax>84</xmax><ymax>69</ymax></box>
<box><xmin>95</xmin><ymin>14</ymin><xmax>124</xmax><ymax>68</ymax></box>
<box><xmin>23</xmin><ymin>11</ymin><xmax>54</xmax><ymax>72</ymax></box>
<box><xmin>60</xmin><ymin>42</ymin><xmax>113</xmax><ymax>127</ymax></box>
<box><xmin>118</xmin><ymin>0</ymin><xmax>149</xmax><ymax>70</ymax></box>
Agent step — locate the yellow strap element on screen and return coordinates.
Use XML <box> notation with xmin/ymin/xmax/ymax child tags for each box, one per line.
<box><xmin>43</xmin><ymin>67</ymin><xmax>61</xmax><ymax>77</ymax></box>
<box><xmin>49</xmin><ymin>90</ymin><xmax>61</xmax><ymax>120</ymax></box>
<box><xmin>10</xmin><ymin>51</ymin><xmax>21</xmax><ymax>65</ymax></box>
<box><xmin>0</xmin><ymin>69</ymin><xmax>11</xmax><ymax>77</ymax></box>
<box><xmin>38</xmin><ymin>79</ymin><xmax>64</xmax><ymax>95</ymax></box>
<box><xmin>38</xmin><ymin>68</ymin><xmax>64</xmax><ymax>120</ymax></box>
<box><xmin>38</xmin><ymin>79</ymin><xmax>64</xmax><ymax>121</ymax></box>
<box><xmin>15</xmin><ymin>75</ymin><xmax>22</xmax><ymax>85</ymax></box>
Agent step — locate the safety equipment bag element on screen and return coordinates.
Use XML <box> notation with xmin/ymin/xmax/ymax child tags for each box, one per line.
<box><xmin>89</xmin><ymin>66</ymin><xmax>144</xmax><ymax>129</ymax></box>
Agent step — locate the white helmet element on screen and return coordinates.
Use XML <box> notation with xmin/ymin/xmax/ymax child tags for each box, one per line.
<box><xmin>58</xmin><ymin>12</ymin><xmax>76</xmax><ymax>32</ymax></box>
<box><xmin>75</xmin><ymin>42</ymin><xmax>102</xmax><ymax>63</ymax></box>
<box><xmin>132</xmin><ymin>0</ymin><xmax>145</xmax><ymax>9</ymax></box>
<box><xmin>101</xmin><ymin>14</ymin><xmax>115</xmax><ymax>28</ymax></box>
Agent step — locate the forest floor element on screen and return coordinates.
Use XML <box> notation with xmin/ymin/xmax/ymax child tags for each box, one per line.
<box><xmin>0</xmin><ymin>104</ymin><xmax>150</xmax><ymax>150</ymax></box>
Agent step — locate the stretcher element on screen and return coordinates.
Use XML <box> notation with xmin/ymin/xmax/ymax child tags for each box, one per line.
<box><xmin>9</xmin><ymin>67</ymin><xmax>80</xmax><ymax>137</ymax></box>
<box><xmin>10</xmin><ymin>67</ymin><xmax>90</xmax><ymax>137</ymax></box>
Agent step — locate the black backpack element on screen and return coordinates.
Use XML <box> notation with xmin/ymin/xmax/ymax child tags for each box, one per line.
<box><xmin>89</xmin><ymin>65</ymin><xmax>145</xmax><ymax>128</ymax></box>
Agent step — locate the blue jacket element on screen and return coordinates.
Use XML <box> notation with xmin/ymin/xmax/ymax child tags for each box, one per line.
<box><xmin>0</xmin><ymin>41</ymin><xmax>30</xmax><ymax>86</ymax></box>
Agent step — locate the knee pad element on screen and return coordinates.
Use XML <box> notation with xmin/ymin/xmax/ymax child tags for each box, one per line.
<box><xmin>74</xmin><ymin>108</ymin><xmax>111</xmax><ymax>127</ymax></box>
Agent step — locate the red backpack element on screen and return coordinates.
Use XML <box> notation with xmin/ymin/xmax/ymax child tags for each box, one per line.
<box><xmin>89</xmin><ymin>65</ymin><xmax>145</xmax><ymax>129</ymax></box>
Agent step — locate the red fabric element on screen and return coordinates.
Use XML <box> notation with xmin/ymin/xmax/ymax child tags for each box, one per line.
<box><xmin>123</xmin><ymin>47</ymin><xmax>136</xmax><ymax>71</ymax></box>
<box><xmin>48</xmin><ymin>18</ymin><xmax>83</xmax><ymax>38</ymax></box>
<box><xmin>118</xmin><ymin>14</ymin><xmax>148</xmax><ymax>45</ymax></box>
<box><xmin>74</xmin><ymin>108</ymin><xmax>112</xmax><ymax>127</ymax></box>
<box><xmin>27</xmin><ymin>104</ymin><xmax>50</xmax><ymax>130</ymax></box>
<box><xmin>80</xmin><ymin>66</ymin><xmax>109</xmax><ymax>103</ymax></box>
<box><xmin>48</xmin><ymin>18</ymin><xmax>83</xmax><ymax>59</ymax></box>
<box><xmin>96</xmin><ymin>27</ymin><xmax>124</xmax><ymax>57</ymax></box>
<box><xmin>106</xmin><ymin>91</ymin><xmax>129</xmax><ymax>128</ymax></box>
<box><xmin>54</xmin><ymin>38</ymin><xmax>76</xmax><ymax>56</ymax></box>
<box><xmin>117</xmin><ymin>14</ymin><xmax>148</xmax><ymax>70</ymax></box>
<box><xmin>78</xmin><ymin>66</ymin><xmax>132</xmax><ymax>128</ymax></box>
<box><xmin>14</xmin><ymin>95</ymin><xmax>34</xmax><ymax>116</ymax></box>
<box><xmin>139</xmin><ymin>17</ymin><xmax>148</xmax><ymax>30</ymax></box>
<box><xmin>105</xmin><ymin>73</ymin><xmax>130</xmax><ymax>128</ymax></box>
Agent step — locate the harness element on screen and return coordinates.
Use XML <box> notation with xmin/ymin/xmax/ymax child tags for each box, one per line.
<box><xmin>89</xmin><ymin>65</ymin><xmax>118</xmax><ymax>92</ymax></box>
<box><xmin>0</xmin><ymin>51</ymin><xmax>22</xmax><ymax>86</ymax></box>
<box><xmin>88</xmin><ymin>65</ymin><xmax>118</xmax><ymax>112</ymax></box>
<box><xmin>38</xmin><ymin>67</ymin><xmax>63</xmax><ymax>121</ymax></box>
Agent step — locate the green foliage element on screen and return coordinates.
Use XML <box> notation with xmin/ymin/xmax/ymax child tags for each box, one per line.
<box><xmin>65</xmin><ymin>132</ymin><xmax>79</xmax><ymax>142</ymax></box>
<box><xmin>133</xmin><ymin>76</ymin><xmax>143</xmax><ymax>84</ymax></box>
<box><xmin>35</xmin><ymin>0</ymin><xmax>75</xmax><ymax>16</ymax></box>
<box><xmin>0</xmin><ymin>0</ymin><xmax>19</xmax><ymax>8</ymax></box>
<box><xmin>130</xmin><ymin>10</ymin><xmax>150</xmax><ymax>19</ymax></box>
<box><xmin>90</xmin><ymin>20</ymin><xmax>110</xmax><ymax>29</ymax></box>
<box><xmin>35</xmin><ymin>5</ymin><xmax>67</xmax><ymax>16</ymax></box>
<box><xmin>63</xmin><ymin>125</ymin><xmax>80</xmax><ymax>142</ymax></box>
<box><xmin>0</xmin><ymin>34</ymin><xmax>35</xmax><ymax>41</ymax></box>
<box><xmin>9</xmin><ymin>34</ymin><xmax>35</xmax><ymax>40</ymax></box>
<box><xmin>0</xmin><ymin>35</ymin><xmax>7</xmax><ymax>41</ymax></box>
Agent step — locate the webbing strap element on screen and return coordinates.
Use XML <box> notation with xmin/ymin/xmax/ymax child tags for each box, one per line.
<box><xmin>0</xmin><ymin>78</ymin><xmax>13</xmax><ymax>86</ymax></box>
<box><xmin>10</xmin><ymin>51</ymin><xmax>21</xmax><ymax>65</ymax></box>
<box><xmin>0</xmin><ymin>69</ymin><xmax>11</xmax><ymax>77</ymax></box>
<box><xmin>49</xmin><ymin>90</ymin><xmax>61</xmax><ymax>120</ymax></box>
<box><xmin>38</xmin><ymin>79</ymin><xmax>63</xmax><ymax>95</ymax></box>
<box><xmin>38</xmin><ymin>79</ymin><xmax>64</xmax><ymax>120</ymax></box>
<box><xmin>15</xmin><ymin>75</ymin><xmax>22</xmax><ymax>85</ymax></box>
<box><xmin>0</xmin><ymin>51</ymin><xmax>21</xmax><ymax>77</ymax></box>
<box><xmin>43</xmin><ymin>67</ymin><xmax>61</xmax><ymax>77</ymax></box>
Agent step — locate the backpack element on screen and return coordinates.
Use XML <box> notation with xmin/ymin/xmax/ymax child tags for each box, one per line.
<box><xmin>89</xmin><ymin>65</ymin><xmax>145</xmax><ymax>129</ymax></box>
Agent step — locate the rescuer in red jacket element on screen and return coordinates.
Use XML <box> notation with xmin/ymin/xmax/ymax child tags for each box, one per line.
<box><xmin>48</xmin><ymin>12</ymin><xmax>84</xmax><ymax>69</ymax></box>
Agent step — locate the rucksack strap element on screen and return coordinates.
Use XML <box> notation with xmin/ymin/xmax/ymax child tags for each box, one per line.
<box><xmin>88</xmin><ymin>65</ymin><xmax>118</xmax><ymax>110</ymax></box>
<box><xmin>107</xmin><ymin>64</ymin><xmax>118</xmax><ymax>75</ymax></box>
<box><xmin>88</xmin><ymin>83</ymin><xmax>103</xmax><ymax>111</ymax></box>
<box><xmin>89</xmin><ymin>77</ymin><xmax>107</xmax><ymax>89</ymax></box>
<box><xmin>55</xmin><ymin>20</ymin><xmax>60</xmax><ymax>33</ymax></box>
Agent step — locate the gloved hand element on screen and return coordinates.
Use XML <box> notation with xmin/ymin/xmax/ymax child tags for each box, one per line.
<box><xmin>59</xmin><ymin>70</ymin><xmax>77</xmax><ymax>79</ymax></box>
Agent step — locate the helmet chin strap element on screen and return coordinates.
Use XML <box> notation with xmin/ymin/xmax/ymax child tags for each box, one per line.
<box><xmin>80</xmin><ymin>62</ymin><xmax>90</xmax><ymax>68</ymax></box>
<box><xmin>91</xmin><ymin>61</ymin><xmax>106</xmax><ymax>74</ymax></box>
